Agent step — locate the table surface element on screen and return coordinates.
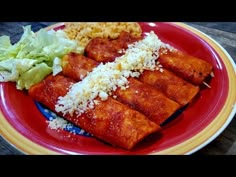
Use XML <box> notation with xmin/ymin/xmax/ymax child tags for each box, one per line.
<box><xmin>0</xmin><ymin>22</ymin><xmax>235</xmax><ymax>155</ymax></box>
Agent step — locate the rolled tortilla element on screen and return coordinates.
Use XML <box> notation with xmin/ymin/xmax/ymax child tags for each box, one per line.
<box><xmin>139</xmin><ymin>69</ymin><xmax>200</xmax><ymax>106</ymax></box>
<box><xmin>29</xmin><ymin>74</ymin><xmax>160</xmax><ymax>150</ymax></box>
<box><xmin>159</xmin><ymin>49</ymin><xmax>213</xmax><ymax>85</ymax></box>
<box><xmin>62</xmin><ymin>53</ymin><xmax>180</xmax><ymax>125</ymax></box>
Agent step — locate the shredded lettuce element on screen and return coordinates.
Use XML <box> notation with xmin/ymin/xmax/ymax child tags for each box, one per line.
<box><xmin>0</xmin><ymin>59</ymin><xmax>38</xmax><ymax>82</ymax></box>
<box><xmin>17</xmin><ymin>63</ymin><xmax>52</xmax><ymax>90</ymax></box>
<box><xmin>0</xmin><ymin>25</ymin><xmax>83</xmax><ymax>90</ymax></box>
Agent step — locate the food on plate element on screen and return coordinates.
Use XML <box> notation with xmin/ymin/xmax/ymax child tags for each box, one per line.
<box><xmin>114</xmin><ymin>77</ymin><xmax>181</xmax><ymax>125</ymax></box>
<box><xmin>85</xmin><ymin>31</ymin><xmax>142</xmax><ymax>62</ymax></box>
<box><xmin>55</xmin><ymin>32</ymin><xmax>164</xmax><ymax>118</ymax></box>
<box><xmin>159</xmin><ymin>49</ymin><xmax>213</xmax><ymax>85</ymax></box>
<box><xmin>29</xmin><ymin>74</ymin><xmax>160</xmax><ymax>150</ymax></box>
<box><xmin>139</xmin><ymin>69</ymin><xmax>200</xmax><ymax>105</ymax></box>
<box><xmin>84</xmin><ymin>29</ymin><xmax>202</xmax><ymax>106</ymax></box>
<box><xmin>62</xmin><ymin>53</ymin><xmax>181</xmax><ymax>125</ymax></box>
<box><xmin>84</xmin><ymin>31</ymin><xmax>213</xmax><ymax>87</ymax></box>
<box><xmin>0</xmin><ymin>22</ymin><xmax>214</xmax><ymax>151</ymax></box>
<box><xmin>0</xmin><ymin>25</ymin><xmax>83</xmax><ymax>90</ymax></box>
<box><xmin>62</xmin><ymin>53</ymin><xmax>98</xmax><ymax>81</ymax></box>
<box><xmin>64</xmin><ymin>22</ymin><xmax>142</xmax><ymax>48</ymax></box>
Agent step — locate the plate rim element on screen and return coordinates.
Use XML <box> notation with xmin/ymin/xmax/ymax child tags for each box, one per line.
<box><xmin>0</xmin><ymin>22</ymin><xmax>235</xmax><ymax>155</ymax></box>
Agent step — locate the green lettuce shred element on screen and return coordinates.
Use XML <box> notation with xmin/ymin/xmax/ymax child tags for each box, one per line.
<box><xmin>0</xmin><ymin>25</ymin><xmax>83</xmax><ymax>90</ymax></box>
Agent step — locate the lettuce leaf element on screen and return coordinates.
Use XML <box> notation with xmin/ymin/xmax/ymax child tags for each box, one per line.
<box><xmin>0</xmin><ymin>25</ymin><xmax>83</xmax><ymax>90</ymax></box>
<box><xmin>17</xmin><ymin>63</ymin><xmax>52</xmax><ymax>90</ymax></box>
<box><xmin>0</xmin><ymin>59</ymin><xmax>38</xmax><ymax>82</ymax></box>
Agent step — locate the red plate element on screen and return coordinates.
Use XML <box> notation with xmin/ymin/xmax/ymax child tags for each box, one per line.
<box><xmin>0</xmin><ymin>22</ymin><xmax>235</xmax><ymax>154</ymax></box>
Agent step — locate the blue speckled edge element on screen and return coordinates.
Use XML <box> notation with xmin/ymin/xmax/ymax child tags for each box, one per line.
<box><xmin>35</xmin><ymin>101</ymin><xmax>91</xmax><ymax>137</ymax></box>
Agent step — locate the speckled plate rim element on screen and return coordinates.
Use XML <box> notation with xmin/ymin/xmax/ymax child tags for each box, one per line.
<box><xmin>0</xmin><ymin>22</ymin><xmax>235</xmax><ymax>155</ymax></box>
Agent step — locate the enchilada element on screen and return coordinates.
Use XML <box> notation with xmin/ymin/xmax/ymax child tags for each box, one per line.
<box><xmin>62</xmin><ymin>53</ymin><xmax>181</xmax><ymax>125</ymax></box>
<box><xmin>159</xmin><ymin>49</ymin><xmax>213</xmax><ymax>85</ymax></box>
<box><xmin>139</xmin><ymin>69</ymin><xmax>200</xmax><ymax>105</ymax></box>
<box><xmin>85</xmin><ymin>33</ymin><xmax>213</xmax><ymax>86</ymax></box>
<box><xmin>29</xmin><ymin>74</ymin><xmax>160</xmax><ymax>150</ymax></box>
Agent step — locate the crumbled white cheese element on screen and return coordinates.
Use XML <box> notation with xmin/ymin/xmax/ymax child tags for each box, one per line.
<box><xmin>161</xmin><ymin>43</ymin><xmax>176</xmax><ymax>52</ymax></box>
<box><xmin>99</xmin><ymin>91</ymin><xmax>109</xmax><ymax>101</ymax></box>
<box><xmin>48</xmin><ymin>117</ymin><xmax>68</xmax><ymax>130</ymax></box>
<box><xmin>55</xmin><ymin>31</ymin><xmax>167</xmax><ymax>116</ymax></box>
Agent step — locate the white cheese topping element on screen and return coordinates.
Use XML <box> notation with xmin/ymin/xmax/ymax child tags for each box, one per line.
<box><xmin>55</xmin><ymin>31</ymin><xmax>166</xmax><ymax>116</ymax></box>
<box><xmin>48</xmin><ymin>117</ymin><xmax>68</xmax><ymax>130</ymax></box>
